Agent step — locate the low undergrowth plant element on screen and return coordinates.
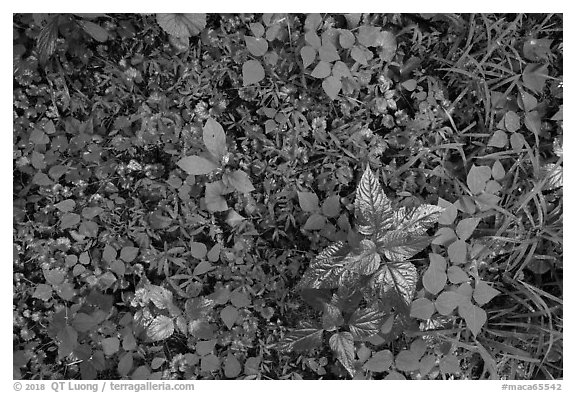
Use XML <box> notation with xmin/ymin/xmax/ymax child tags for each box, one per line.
<box><xmin>279</xmin><ymin>165</ymin><xmax>444</xmax><ymax>377</ymax></box>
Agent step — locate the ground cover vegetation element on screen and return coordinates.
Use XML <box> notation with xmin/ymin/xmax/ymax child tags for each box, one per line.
<box><xmin>13</xmin><ymin>13</ymin><xmax>562</xmax><ymax>380</ymax></box>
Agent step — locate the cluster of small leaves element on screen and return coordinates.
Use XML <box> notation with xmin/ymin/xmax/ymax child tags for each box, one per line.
<box><xmin>280</xmin><ymin>166</ymin><xmax>443</xmax><ymax>377</ymax></box>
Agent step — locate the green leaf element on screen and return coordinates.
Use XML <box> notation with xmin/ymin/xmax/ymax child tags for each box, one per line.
<box><xmin>339</xmin><ymin>29</ymin><xmax>355</xmax><ymax>48</ymax></box>
<box><xmin>303</xmin><ymin>213</ymin><xmax>326</xmax><ymax>230</ymax></box>
<box><xmin>522</xmin><ymin>63</ymin><xmax>548</xmax><ymax>94</ymax></box>
<box><xmin>225</xmin><ymin>210</ymin><xmax>245</xmax><ymax>227</ymax></box>
<box><xmin>33</xmin><ymin>284</ymin><xmax>52</xmax><ymax>301</ymax></box>
<box><xmin>230</xmin><ymin>289</ymin><xmax>251</xmax><ymax>308</ymax></box>
<box><xmin>525</xmin><ymin>111</ymin><xmax>541</xmax><ymax>136</ymax></box>
<box><xmin>188</xmin><ymin>319</ymin><xmax>215</xmax><ymax>340</ymax></box>
<box><xmin>146</xmin><ymin>315</ymin><xmax>174</xmax><ymax>341</ymax></box>
<box><xmin>419</xmin><ymin>354</ymin><xmax>436</xmax><ymax>376</ymax></box>
<box><xmin>226</xmin><ymin>170</ymin><xmax>255</xmax><ymax>193</ymax></box>
<box><xmin>54</xmin><ymin>199</ymin><xmax>75</xmax><ymax>213</ymax></box>
<box><xmin>369</xmin><ymin>261</ymin><xmax>417</xmax><ymax>308</ymax></box>
<box><xmin>195</xmin><ymin>340</ymin><xmax>216</xmax><ymax>356</ymax></box>
<box><xmin>458</xmin><ymin>302</ymin><xmax>487</xmax><ymax>337</ymax></box>
<box><xmin>488</xmin><ymin>130</ymin><xmax>508</xmax><ymax>148</ymax></box>
<box><xmin>151</xmin><ymin>357</ymin><xmax>165</xmax><ymax>370</ymax></box>
<box><xmin>439</xmin><ymin>354</ymin><xmax>460</xmax><ymax>375</ymax></box>
<box><xmin>72</xmin><ymin>313</ymin><xmax>98</xmax><ymax>332</ymax></box>
<box><xmin>298</xmin><ymin>241</ymin><xmax>352</xmax><ymax>289</ymax></box>
<box><xmin>422</xmin><ymin>263</ymin><xmax>447</xmax><ymax>295</ymax></box>
<box><xmin>300</xmin><ymin>45</ymin><xmax>316</xmax><ymax>68</ymax></box>
<box><xmin>200</xmin><ymin>354</ymin><xmax>220</xmax><ymax>373</ymax></box>
<box><xmin>435</xmin><ymin>291</ymin><xmax>465</xmax><ymax>316</ymax></box>
<box><xmin>321</xmin><ymin>302</ymin><xmax>344</xmax><ymax>331</ymax></box>
<box><xmin>118</xmin><ymin>352</ymin><xmax>134</xmax><ymax>377</ymax></box>
<box><xmin>205</xmin><ymin>181</ymin><xmax>228</xmax><ymax>212</ymax></box>
<box><xmin>432</xmin><ymin>227</ymin><xmax>457</xmax><ymax>246</ymax></box>
<box><xmin>351</xmin><ymin>46</ymin><xmax>368</xmax><ymax>65</ymax></box>
<box><xmin>378</xmin><ymin>230</ymin><xmax>431</xmax><ymax>262</ymax></box>
<box><xmin>504</xmin><ymin>111</ymin><xmax>521</xmax><ymax>133</ymax></box>
<box><xmin>304</xmin><ymin>30</ymin><xmax>321</xmax><ymax>48</ymax></box>
<box><xmin>473</xmin><ymin>280</ymin><xmax>500</xmax><ymax>305</ymax></box>
<box><xmin>304</xmin><ymin>13</ymin><xmax>322</xmax><ymax>31</ymax></box>
<box><xmin>363</xmin><ymin>349</ymin><xmax>393</xmax><ymax>372</ymax></box>
<box><xmin>57</xmin><ymin>326</ymin><xmax>78</xmax><ymax>359</ymax></box>
<box><xmin>193</xmin><ymin>260</ymin><xmax>214</xmax><ymax>276</ymax></box>
<box><xmin>177</xmin><ymin>155</ymin><xmax>217</xmax><ymax>175</ymax></box>
<box><xmin>378</xmin><ymin>31</ymin><xmax>397</xmax><ymax>62</ymax></box>
<box><xmin>447</xmin><ymin>240</ymin><xmax>467</xmax><ymax>265</ymax></box>
<box><xmin>357</xmin><ymin>25</ymin><xmax>382</xmax><ymax>47</ymax></box>
<box><xmin>332</xmin><ymin>61</ymin><xmax>352</xmax><ymax>80</ymax></box>
<box><xmin>492</xmin><ymin>160</ymin><xmax>506</xmax><ymax>181</ymax></box>
<box><xmin>203</xmin><ymin>118</ymin><xmax>227</xmax><ymax>160</ymax></box>
<box><xmin>120</xmin><ymin>246</ymin><xmax>139</xmax><ymax>263</ymax></box>
<box><xmin>242</xmin><ymin>59</ymin><xmax>265</xmax><ymax>86</ymax></box>
<box><xmin>410</xmin><ymin>298</ymin><xmax>435</xmax><ymax>320</ymax></box>
<box><xmin>311</xmin><ymin>60</ymin><xmax>331</xmax><ymax>78</ymax></box>
<box><xmin>224</xmin><ymin>354</ymin><xmax>242</xmax><ymax>378</ymax></box>
<box><xmin>447</xmin><ymin>266</ymin><xmax>469</xmax><ymax>284</ymax></box>
<box><xmin>348</xmin><ymin>307</ymin><xmax>383</xmax><ymax>340</ymax></box>
<box><xmin>318</xmin><ymin>42</ymin><xmax>340</xmax><ymax>62</ymax></box>
<box><xmin>101</xmin><ymin>337</ymin><xmax>120</xmax><ymax>356</ymax></box>
<box><xmin>355</xmin><ymin>166</ymin><xmax>394</xmax><ymax>239</ymax></box>
<box><xmin>220</xmin><ymin>305</ymin><xmax>239</xmax><ymax>329</ymax></box>
<box><xmin>345</xmin><ymin>239</ymin><xmax>381</xmax><ymax>275</ymax></box>
<box><xmin>321</xmin><ymin>195</ymin><xmax>341</xmax><ymax>217</ymax></box>
<box><xmin>322</xmin><ymin>76</ymin><xmax>342</xmax><ymax>100</ymax></box>
<box><xmin>190</xmin><ymin>242</ymin><xmax>207</xmax><ymax>259</ymax></box>
<box><xmin>329</xmin><ymin>332</ymin><xmax>356</xmax><ymax>377</ymax></box>
<box><xmin>245</xmin><ymin>36</ymin><xmax>268</xmax><ymax>57</ymax></box>
<box><xmin>148</xmin><ymin>285</ymin><xmax>174</xmax><ymax>310</ymax></box>
<box><xmin>467</xmin><ymin>165</ymin><xmax>492</xmax><ymax>195</ymax></box>
<box><xmin>455</xmin><ymin>218</ymin><xmax>480</xmax><ymax>241</ymax></box>
<box><xmin>298</xmin><ymin>191</ymin><xmax>320</xmax><ymax>212</ymax></box>
<box><xmin>156</xmin><ymin>13</ymin><xmax>206</xmax><ymax>38</ymax></box>
<box><xmin>60</xmin><ymin>213</ymin><xmax>81</xmax><ymax>229</ymax></box>
<box><xmin>395</xmin><ymin>349</ymin><xmax>420</xmax><ymax>372</ymax></box>
<box><xmin>78</xmin><ymin>20</ymin><xmax>109</xmax><ymax>42</ymax></box>
<box><xmin>279</xmin><ymin>322</ymin><xmax>324</xmax><ymax>352</ymax></box>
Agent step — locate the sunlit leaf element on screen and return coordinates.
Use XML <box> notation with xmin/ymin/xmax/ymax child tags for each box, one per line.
<box><xmin>278</xmin><ymin>322</ymin><xmax>324</xmax><ymax>352</ymax></box>
<box><xmin>146</xmin><ymin>315</ymin><xmax>174</xmax><ymax>341</ymax></box>
<box><xmin>368</xmin><ymin>261</ymin><xmax>417</xmax><ymax>308</ymax></box>
<box><xmin>354</xmin><ymin>166</ymin><xmax>394</xmax><ymax>239</ymax></box>
<box><xmin>348</xmin><ymin>307</ymin><xmax>383</xmax><ymax>340</ymax></box>
<box><xmin>329</xmin><ymin>332</ymin><xmax>356</xmax><ymax>377</ymax></box>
